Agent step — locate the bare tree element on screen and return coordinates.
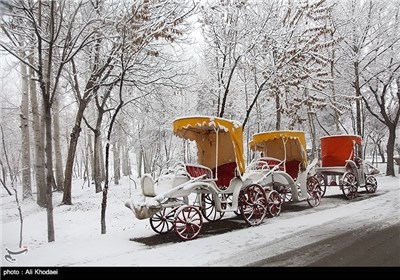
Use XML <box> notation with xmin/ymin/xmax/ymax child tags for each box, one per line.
<box><xmin>337</xmin><ymin>0</ymin><xmax>400</xmax><ymax>176</ymax></box>
<box><xmin>61</xmin><ymin>0</ymin><xmax>117</xmax><ymax>204</ymax></box>
<box><xmin>243</xmin><ymin>0</ymin><xmax>339</xmax><ymax>133</ymax></box>
<box><xmin>83</xmin><ymin>85</ymin><xmax>115</xmax><ymax>193</ymax></box>
<box><xmin>199</xmin><ymin>0</ymin><xmax>264</xmax><ymax>118</ymax></box>
<box><xmin>100</xmin><ymin>0</ymin><xmax>196</xmax><ymax>234</ymax></box>
<box><xmin>0</xmin><ymin>0</ymin><xmax>106</xmax><ymax>241</ymax></box>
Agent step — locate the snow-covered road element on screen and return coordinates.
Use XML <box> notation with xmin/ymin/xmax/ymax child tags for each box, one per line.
<box><xmin>1</xmin><ymin>174</ymin><xmax>399</xmax><ymax>267</ymax></box>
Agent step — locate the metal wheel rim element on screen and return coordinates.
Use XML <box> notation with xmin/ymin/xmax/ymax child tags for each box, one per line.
<box><xmin>267</xmin><ymin>190</ymin><xmax>282</xmax><ymax>217</ymax></box>
<box><xmin>307</xmin><ymin>176</ymin><xmax>322</xmax><ymax>207</ymax></box>
<box><xmin>150</xmin><ymin>208</ymin><xmax>175</xmax><ymax>234</ymax></box>
<box><xmin>174</xmin><ymin>206</ymin><xmax>203</xmax><ymax>241</ymax></box>
<box><xmin>365</xmin><ymin>176</ymin><xmax>378</xmax><ymax>193</ymax></box>
<box><xmin>341</xmin><ymin>172</ymin><xmax>358</xmax><ymax>200</ymax></box>
<box><xmin>240</xmin><ymin>184</ymin><xmax>267</xmax><ymax>226</ymax></box>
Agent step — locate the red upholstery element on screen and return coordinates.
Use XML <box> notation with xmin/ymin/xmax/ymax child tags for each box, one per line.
<box><xmin>212</xmin><ymin>162</ymin><xmax>237</xmax><ymax>189</ymax></box>
<box><xmin>285</xmin><ymin>160</ymin><xmax>301</xmax><ymax>179</ymax></box>
<box><xmin>185</xmin><ymin>164</ymin><xmax>212</xmax><ymax>179</ymax></box>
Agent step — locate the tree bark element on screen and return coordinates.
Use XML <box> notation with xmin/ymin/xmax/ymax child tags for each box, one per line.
<box><xmin>377</xmin><ymin>141</ymin><xmax>385</xmax><ymax>163</ymax></box>
<box><xmin>275</xmin><ymin>89</ymin><xmax>281</xmax><ymax>131</ymax></box>
<box><xmin>136</xmin><ymin>148</ymin><xmax>142</xmax><ymax>178</ymax></box>
<box><xmin>330</xmin><ymin>47</ymin><xmax>340</xmax><ymax>134</ymax></box>
<box><xmin>88</xmin><ymin>131</ymin><xmax>95</xmax><ymax>181</ymax></box>
<box><xmin>19</xmin><ymin>56</ymin><xmax>32</xmax><ymax>199</ymax></box>
<box><xmin>353</xmin><ymin>61</ymin><xmax>363</xmax><ymax>137</ymax></box>
<box><xmin>53</xmin><ymin>84</ymin><xmax>64</xmax><ymax>191</ymax></box>
<box><xmin>386</xmin><ymin>125</ymin><xmax>396</xmax><ymax>176</ymax></box>
<box><xmin>62</xmin><ymin>100</ymin><xmax>88</xmax><ymax>205</ymax></box>
<box><xmin>99</xmin><ymin>140</ymin><xmax>105</xmax><ymax>181</ymax></box>
<box><xmin>113</xmin><ymin>137</ymin><xmax>120</xmax><ymax>185</ymax></box>
<box><xmin>94</xmin><ymin>130</ymin><xmax>103</xmax><ymax>192</ymax></box>
<box><xmin>29</xmin><ymin>53</ymin><xmax>46</xmax><ymax>207</ymax></box>
<box><xmin>43</xmin><ymin>99</ymin><xmax>55</xmax><ymax>242</ymax></box>
<box><xmin>121</xmin><ymin>140</ymin><xmax>131</xmax><ymax>176</ymax></box>
<box><xmin>219</xmin><ymin>56</ymin><xmax>241</xmax><ymax>118</ymax></box>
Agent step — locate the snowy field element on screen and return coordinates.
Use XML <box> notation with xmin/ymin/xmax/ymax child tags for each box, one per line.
<box><xmin>1</xmin><ymin>163</ymin><xmax>399</xmax><ymax>267</ymax></box>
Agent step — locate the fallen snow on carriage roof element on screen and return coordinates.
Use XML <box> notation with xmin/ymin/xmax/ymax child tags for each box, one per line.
<box><xmin>320</xmin><ymin>134</ymin><xmax>362</xmax><ymax>139</ymax></box>
<box><xmin>1</xmin><ymin>163</ymin><xmax>399</xmax><ymax>267</ymax></box>
<box><xmin>173</xmin><ymin>115</ymin><xmax>242</xmax><ymax>128</ymax></box>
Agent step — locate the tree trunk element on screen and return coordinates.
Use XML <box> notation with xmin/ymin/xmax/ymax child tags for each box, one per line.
<box><xmin>94</xmin><ymin>130</ymin><xmax>103</xmax><ymax>192</ymax></box>
<box><xmin>62</xmin><ymin>100</ymin><xmax>88</xmax><ymax>205</ymax></box>
<box><xmin>143</xmin><ymin>147</ymin><xmax>154</xmax><ymax>174</ymax></box>
<box><xmin>354</xmin><ymin>61</ymin><xmax>363</xmax><ymax>137</ymax></box>
<box><xmin>378</xmin><ymin>141</ymin><xmax>385</xmax><ymax>163</ymax></box>
<box><xmin>53</xmin><ymin>85</ymin><xmax>63</xmax><ymax>191</ymax></box>
<box><xmin>43</xmin><ymin>100</ymin><xmax>55</xmax><ymax>242</ymax></box>
<box><xmin>113</xmin><ymin>138</ymin><xmax>120</xmax><ymax>185</ymax></box>
<box><xmin>275</xmin><ymin>90</ymin><xmax>281</xmax><ymax>131</ymax></box>
<box><xmin>29</xmin><ymin>55</ymin><xmax>46</xmax><ymax>207</ymax></box>
<box><xmin>19</xmin><ymin>57</ymin><xmax>32</xmax><ymax>199</ymax></box>
<box><xmin>83</xmin><ymin>130</ymin><xmax>90</xmax><ymax>188</ymax></box>
<box><xmin>88</xmin><ymin>131</ymin><xmax>95</xmax><ymax>181</ymax></box>
<box><xmin>386</xmin><ymin>126</ymin><xmax>396</xmax><ymax>176</ymax></box>
<box><xmin>219</xmin><ymin>56</ymin><xmax>241</xmax><ymax>118</ymax></box>
<box><xmin>136</xmin><ymin>148</ymin><xmax>142</xmax><ymax>178</ymax></box>
<box><xmin>330</xmin><ymin>48</ymin><xmax>340</xmax><ymax>134</ymax></box>
<box><xmin>122</xmin><ymin>143</ymin><xmax>131</xmax><ymax>176</ymax></box>
<box><xmin>99</xmin><ymin>140</ymin><xmax>105</xmax><ymax>181</ymax></box>
<box><xmin>307</xmin><ymin>88</ymin><xmax>317</xmax><ymax>160</ymax></box>
<box><xmin>353</xmin><ymin>62</ymin><xmax>364</xmax><ymax>158</ymax></box>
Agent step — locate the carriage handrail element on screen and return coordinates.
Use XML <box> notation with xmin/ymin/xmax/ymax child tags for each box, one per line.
<box><xmin>146</xmin><ymin>174</ymin><xmax>209</xmax><ymax>207</ymax></box>
<box><xmin>251</xmin><ymin>162</ymin><xmax>286</xmax><ymax>185</ymax></box>
<box><xmin>246</xmin><ymin>156</ymin><xmax>284</xmax><ymax>172</ymax></box>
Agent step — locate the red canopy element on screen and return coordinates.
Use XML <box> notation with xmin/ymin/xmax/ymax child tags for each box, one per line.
<box><xmin>320</xmin><ymin>135</ymin><xmax>362</xmax><ymax>167</ymax></box>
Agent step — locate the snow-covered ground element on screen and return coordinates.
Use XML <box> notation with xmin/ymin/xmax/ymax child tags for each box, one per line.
<box><xmin>1</xmin><ymin>163</ymin><xmax>399</xmax><ymax>267</ymax></box>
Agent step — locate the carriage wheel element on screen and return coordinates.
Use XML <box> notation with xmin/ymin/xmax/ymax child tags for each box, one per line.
<box><xmin>201</xmin><ymin>193</ymin><xmax>225</xmax><ymax>222</ymax></box>
<box><xmin>174</xmin><ymin>205</ymin><xmax>203</xmax><ymax>241</ymax></box>
<box><xmin>316</xmin><ymin>174</ymin><xmax>327</xmax><ymax>197</ymax></box>
<box><xmin>150</xmin><ymin>208</ymin><xmax>176</xmax><ymax>234</ymax></box>
<box><xmin>240</xmin><ymin>184</ymin><xmax>267</xmax><ymax>226</ymax></box>
<box><xmin>306</xmin><ymin>176</ymin><xmax>323</xmax><ymax>207</ymax></box>
<box><xmin>266</xmin><ymin>190</ymin><xmax>282</xmax><ymax>217</ymax></box>
<box><xmin>365</xmin><ymin>175</ymin><xmax>378</xmax><ymax>193</ymax></box>
<box><xmin>340</xmin><ymin>172</ymin><xmax>358</xmax><ymax>200</ymax></box>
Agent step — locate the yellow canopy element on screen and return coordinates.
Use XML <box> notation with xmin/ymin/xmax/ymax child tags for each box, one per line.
<box><xmin>250</xmin><ymin>130</ymin><xmax>308</xmax><ymax>166</ymax></box>
<box><xmin>173</xmin><ymin>116</ymin><xmax>245</xmax><ymax>175</ymax></box>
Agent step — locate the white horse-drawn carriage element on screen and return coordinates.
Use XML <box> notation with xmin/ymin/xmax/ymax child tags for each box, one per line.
<box><xmin>248</xmin><ymin>130</ymin><xmax>323</xmax><ymax>210</ymax></box>
<box><xmin>125</xmin><ymin>116</ymin><xmax>274</xmax><ymax>240</ymax></box>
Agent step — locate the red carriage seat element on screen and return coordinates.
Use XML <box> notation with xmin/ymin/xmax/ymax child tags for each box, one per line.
<box><xmin>185</xmin><ymin>164</ymin><xmax>213</xmax><ymax>179</ymax></box>
<box><xmin>212</xmin><ymin>162</ymin><xmax>237</xmax><ymax>189</ymax></box>
<box><xmin>285</xmin><ymin>160</ymin><xmax>301</xmax><ymax>180</ymax></box>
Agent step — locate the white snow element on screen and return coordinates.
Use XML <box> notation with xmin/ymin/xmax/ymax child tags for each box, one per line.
<box><xmin>1</xmin><ymin>163</ymin><xmax>399</xmax><ymax>267</ymax></box>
